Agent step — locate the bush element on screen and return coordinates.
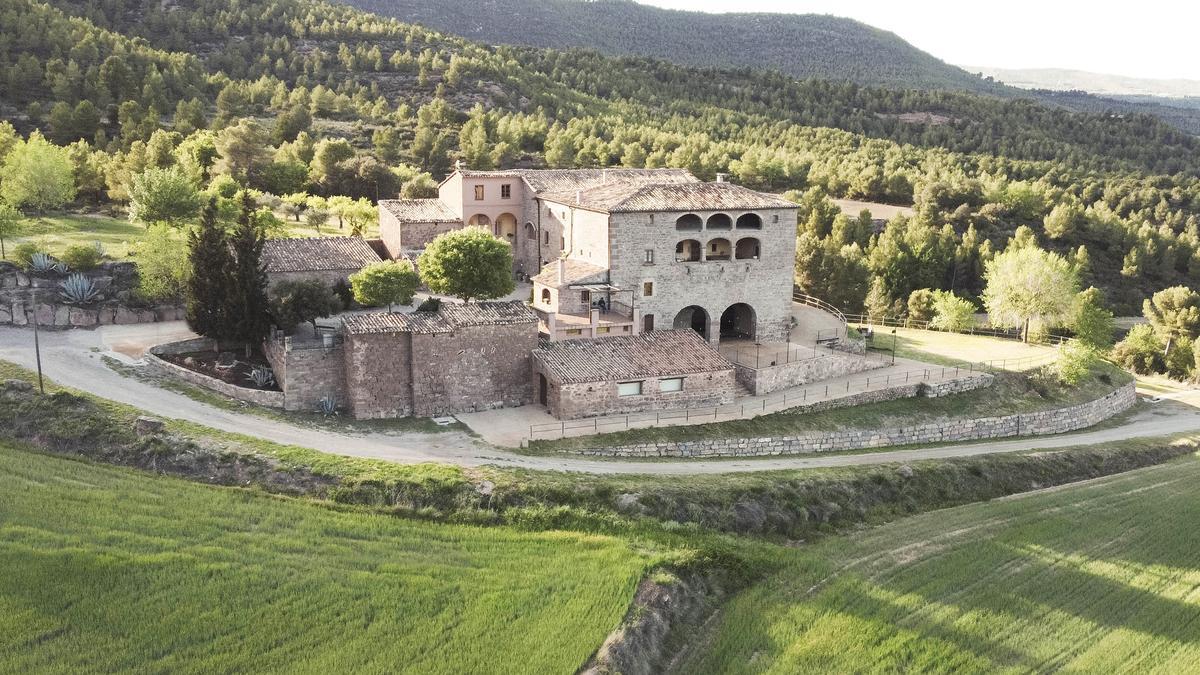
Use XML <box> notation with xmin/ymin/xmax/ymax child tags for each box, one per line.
<box><xmin>1165</xmin><ymin>336</ymin><xmax>1195</xmax><ymax>381</ymax></box>
<box><xmin>1111</xmin><ymin>324</ymin><xmax>1164</xmax><ymax>375</ymax></box>
<box><xmin>60</xmin><ymin>244</ymin><xmax>102</xmax><ymax>271</ymax></box>
<box><xmin>270</xmin><ymin>279</ymin><xmax>343</xmax><ymax>333</ymax></box>
<box><xmin>906</xmin><ymin>289</ymin><xmax>936</xmax><ymax>325</ymax></box>
<box><xmin>1072</xmin><ymin>287</ymin><xmax>1116</xmax><ymax>349</ymax></box>
<box><xmin>134</xmin><ymin>224</ymin><xmax>190</xmax><ymax>303</ymax></box>
<box><xmin>331</xmin><ymin>278</ymin><xmax>354</xmax><ymax>308</ymax></box>
<box><xmin>1055</xmin><ymin>341</ymin><xmax>1098</xmax><ymax>385</ymax></box>
<box><xmin>929</xmin><ymin>291</ymin><xmax>976</xmax><ymax>332</ymax></box>
<box><xmin>12</xmin><ymin>242</ymin><xmax>40</xmax><ymax>269</ymax></box>
<box><xmin>416</xmin><ymin>297</ymin><xmax>441</xmax><ymax>312</ymax></box>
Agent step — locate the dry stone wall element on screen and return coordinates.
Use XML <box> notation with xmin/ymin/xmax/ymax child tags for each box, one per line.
<box><xmin>735</xmin><ymin>349</ymin><xmax>887</xmax><ymax>395</ymax></box>
<box><xmin>0</xmin><ymin>262</ymin><xmax>183</xmax><ymax>329</ymax></box>
<box><xmin>145</xmin><ymin>339</ymin><xmax>285</xmax><ymax>408</ymax></box>
<box><xmin>565</xmin><ymin>381</ymin><xmax>1136</xmax><ymax>458</ymax></box>
<box><xmin>263</xmin><ymin>336</ymin><xmax>347</xmax><ymax>411</ymax></box>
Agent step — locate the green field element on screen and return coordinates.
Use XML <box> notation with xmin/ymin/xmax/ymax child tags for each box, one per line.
<box><xmin>0</xmin><ymin>444</ymin><xmax>647</xmax><ymax>674</ymax></box>
<box><xmin>9</xmin><ymin>213</ymin><xmax>150</xmax><ymax>259</ymax></box>
<box><xmin>682</xmin><ymin>454</ymin><xmax>1200</xmax><ymax>673</ymax></box>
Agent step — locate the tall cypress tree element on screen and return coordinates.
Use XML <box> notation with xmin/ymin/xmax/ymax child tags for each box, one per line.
<box><xmin>227</xmin><ymin>191</ymin><xmax>271</xmax><ymax>357</ymax></box>
<box><xmin>185</xmin><ymin>198</ymin><xmax>233</xmax><ymax>347</ymax></box>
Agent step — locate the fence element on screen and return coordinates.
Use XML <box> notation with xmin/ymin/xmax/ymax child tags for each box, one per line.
<box><xmin>528</xmin><ymin>349</ymin><xmax>1056</xmax><ymax>441</ymax></box>
<box><xmin>844</xmin><ymin>313</ymin><xmax>1071</xmax><ymax>346</ymax></box>
<box><xmin>721</xmin><ymin>340</ymin><xmax>887</xmax><ymax>369</ymax></box>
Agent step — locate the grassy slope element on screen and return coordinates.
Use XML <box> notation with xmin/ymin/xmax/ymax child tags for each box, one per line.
<box><xmin>9</xmin><ymin>213</ymin><xmax>147</xmax><ymax>259</ymax></box>
<box><xmin>682</xmin><ymin>454</ymin><xmax>1200</xmax><ymax>673</ymax></box>
<box><xmin>0</xmin><ymin>442</ymin><xmax>647</xmax><ymax>674</ymax></box>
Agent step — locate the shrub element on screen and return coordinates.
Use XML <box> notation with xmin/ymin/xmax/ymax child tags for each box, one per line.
<box><xmin>12</xmin><ymin>242</ymin><xmax>39</xmax><ymax>269</ymax></box>
<box><xmin>60</xmin><ymin>243</ymin><xmax>102</xmax><ymax>271</ymax></box>
<box><xmin>1111</xmin><ymin>324</ymin><xmax>1164</xmax><ymax>375</ymax></box>
<box><xmin>1072</xmin><ymin>287</ymin><xmax>1116</xmax><ymax>349</ymax></box>
<box><xmin>1055</xmin><ymin>341</ymin><xmax>1098</xmax><ymax>385</ymax></box>
<box><xmin>416</xmin><ymin>296</ymin><xmax>441</xmax><ymax>312</ymax></box>
<box><xmin>269</xmin><ymin>279</ymin><xmax>342</xmax><ymax>334</ymax></box>
<box><xmin>350</xmin><ymin>259</ymin><xmax>419</xmax><ymax>310</ymax></box>
<box><xmin>906</xmin><ymin>289</ymin><xmax>936</xmax><ymax>325</ymax></box>
<box><xmin>1165</xmin><ymin>336</ymin><xmax>1195</xmax><ymax>381</ymax></box>
<box><xmin>331</xmin><ymin>278</ymin><xmax>354</xmax><ymax>308</ymax></box>
<box><xmin>929</xmin><ymin>291</ymin><xmax>976</xmax><ymax>332</ymax></box>
<box><xmin>134</xmin><ymin>224</ymin><xmax>190</xmax><ymax>303</ymax></box>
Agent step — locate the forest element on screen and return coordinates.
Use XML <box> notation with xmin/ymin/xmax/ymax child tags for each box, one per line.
<box><xmin>0</xmin><ymin>0</ymin><xmax>1199</xmax><ymax>316</ymax></box>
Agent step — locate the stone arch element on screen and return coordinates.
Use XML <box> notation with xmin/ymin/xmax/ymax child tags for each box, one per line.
<box><xmin>524</xmin><ymin>221</ymin><xmax>536</xmax><ymax>240</ymax></box>
<box><xmin>736</xmin><ymin>213</ymin><xmax>762</xmax><ymax>230</ymax></box>
<box><xmin>673</xmin><ymin>305</ymin><xmax>710</xmax><ymax>339</ymax></box>
<box><xmin>706</xmin><ymin>237</ymin><xmax>731</xmax><ymax>261</ymax></box>
<box><xmin>540</xmin><ymin>288</ymin><xmax>552</xmax><ymax>305</ymax></box>
<box><xmin>675</xmin><ymin>213</ymin><xmax>702</xmax><ymax>231</ymax></box>
<box><xmin>467</xmin><ymin>213</ymin><xmax>491</xmax><ymax>228</ymax></box>
<box><xmin>735</xmin><ymin>237</ymin><xmax>761</xmax><ymax>260</ymax></box>
<box><xmin>720</xmin><ymin>303</ymin><xmax>756</xmax><ymax>340</ymax></box>
<box><xmin>495</xmin><ymin>212</ymin><xmax>517</xmax><ymax>240</ymax></box>
<box><xmin>706</xmin><ymin>213</ymin><xmax>732</xmax><ymax>230</ymax></box>
<box><xmin>675</xmin><ymin>239</ymin><xmax>702</xmax><ymax>262</ymax></box>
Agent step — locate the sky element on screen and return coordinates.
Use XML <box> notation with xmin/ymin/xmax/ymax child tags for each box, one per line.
<box><xmin>639</xmin><ymin>0</ymin><xmax>1198</xmax><ymax>81</ymax></box>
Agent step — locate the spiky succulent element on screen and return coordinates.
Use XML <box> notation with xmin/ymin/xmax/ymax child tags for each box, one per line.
<box><xmin>246</xmin><ymin>366</ymin><xmax>275</xmax><ymax>389</ymax></box>
<box><xmin>29</xmin><ymin>252</ymin><xmax>65</xmax><ymax>273</ymax></box>
<box><xmin>316</xmin><ymin>396</ymin><xmax>338</xmax><ymax>417</ymax></box>
<box><xmin>59</xmin><ymin>273</ymin><xmax>99</xmax><ymax>304</ymax></box>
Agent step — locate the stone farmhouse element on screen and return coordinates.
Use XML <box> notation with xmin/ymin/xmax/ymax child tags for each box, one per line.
<box><xmin>268</xmin><ymin>167</ymin><xmax>823</xmax><ymax>421</ymax></box>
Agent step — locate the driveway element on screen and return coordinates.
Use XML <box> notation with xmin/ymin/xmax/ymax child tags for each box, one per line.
<box><xmin>1</xmin><ymin>324</ymin><xmax>1197</xmax><ymax>476</ymax></box>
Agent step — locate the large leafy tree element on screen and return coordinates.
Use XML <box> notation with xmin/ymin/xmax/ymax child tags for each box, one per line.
<box><xmin>0</xmin><ymin>131</ymin><xmax>75</xmax><ymax>213</ymax></box>
<box><xmin>227</xmin><ymin>192</ymin><xmax>271</xmax><ymax>357</ymax></box>
<box><xmin>417</xmin><ymin>227</ymin><xmax>515</xmax><ymax>302</ymax></box>
<box><xmin>127</xmin><ymin>167</ymin><xmax>203</xmax><ymax>227</ymax></box>
<box><xmin>982</xmin><ymin>246</ymin><xmax>1079</xmax><ymax>342</ymax></box>
<box><xmin>1142</xmin><ymin>286</ymin><xmax>1200</xmax><ymax>354</ymax></box>
<box><xmin>0</xmin><ymin>201</ymin><xmax>21</xmax><ymax>259</ymax></box>
<box><xmin>214</xmin><ymin>119</ymin><xmax>271</xmax><ymax>186</ymax></box>
<box><xmin>136</xmin><ymin>223</ymin><xmax>191</xmax><ymax>303</ymax></box>
<box><xmin>1071</xmin><ymin>287</ymin><xmax>1116</xmax><ymax>350</ymax></box>
<box><xmin>350</xmin><ymin>260</ymin><xmax>419</xmax><ymax>311</ymax></box>
<box><xmin>185</xmin><ymin>199</ymin><xmax>233</xmax><ymax>343</ymax></box>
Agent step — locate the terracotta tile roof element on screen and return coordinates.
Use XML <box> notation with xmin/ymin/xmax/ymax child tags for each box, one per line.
<box><xmin>515</xmin><ymin>168</ymin><xmax>699</xmax><ymax>194</ymax></box>
<box><xmin>379</xmin><ymin>199</ymin><xmax>461</xmax><ymax>223</ymax></box>
<box><xmin>343</xmin><ymin>301</ymin><xmax>537</xmax><ymax>335</ymax></box>
<box><xmin>438</xmin><ymin>300</ymin><xmax>539</xmax><ymax>327</ymax></box>
<box><xmin>534</xmin><ymin>330</ymin><xmax>733</xmax><ymax>384</ymax></box>
<box><xmin>261</xmin><ymin>237</ymin><xmax>382</xmax><ymax>273</ymax></box>
<box><xmin>544</xmin><ymin>181</ymin><xmax>797</xmax><ymax>214</ymax></box>
<box><xmin>342</xmin><ymin>311</ymin><xmax>450</xmax><ymax>335</ymax></box>
<box><xmin>531</xmin><ymin>259</ymin><xmax>609</xmax><ymax>288</ymax></box>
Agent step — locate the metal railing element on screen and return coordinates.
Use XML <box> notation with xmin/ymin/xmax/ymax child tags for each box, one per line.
<box><xmin>722</xmin><ymin>340</ymin><xmax>887</xmax><ymax>370</ymax></box>
<box><xmin>528</xmin><ymin>349</ymin><xmax>1057</xmax><ymax>441</ymax></box>
<box><xmin>846</xmin><ymin>313</ymin><xmax>1071</xmax><ymax>346</ymax></box>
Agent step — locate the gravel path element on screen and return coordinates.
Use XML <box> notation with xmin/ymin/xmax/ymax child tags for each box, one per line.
<box><xmin>2</xmin><ymin>324</ymin><xmax>1196</xmax><ymax>476</ymax></box>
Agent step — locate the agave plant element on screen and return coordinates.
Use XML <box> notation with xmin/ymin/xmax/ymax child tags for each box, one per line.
<box><xmin>316</xmin><ymin>396</ymin><xmax>338</xmax><ymax>417</ymax></box>
<box><xmin>59</xmin><ymin>273</ymin><xmax>99</xmax><ymax>304</ymax></box>
<box><xmin>29</xmin><ymin>252</ymin><xmax>65</xmax><ymax>274</ymax></box>
<box><xmin>246</xmin><ymin>366</ymin><xmax>275</xmax><ymax>389</ymax></box>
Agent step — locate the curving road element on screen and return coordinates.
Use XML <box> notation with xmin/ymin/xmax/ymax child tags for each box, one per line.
<box><xmin>1</xmin><ymin>324</ymin><xmax>1197</xmax><ymax>476</ymax></box>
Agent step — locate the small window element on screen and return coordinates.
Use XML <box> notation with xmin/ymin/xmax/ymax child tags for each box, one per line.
<box><xmin>525</xmin><ymin>222</ymin><xmax>536</xmax><ymax>240</ymax></box>
<box><xmin>544</xmin><ymin>231</ymin><xmax>550</xmax><ymax>244</ymax></box>
<box><xmin>644</xmin><ymin>249</ymin><xmax>654</xmax><ymax>264</ymax></box>
<box><xmin>643</xmin><ymin>314</ymin><xmax>654</xmax><ymax>332</ymax></box>
<box><xmin>618</xmin><ymin>381</ymin><xmax>643</xmax><ymax>397</ymax></box>
<box><xmin>643</xmin><ymin>281</ymin><xmax>654</xmax><ymax>297</ymax></box>
<box><xmin>659</xmin><ymin>377</ymin><xmax>683</xmax><ymax>393</ymax></box>
<box><xmin>541</xmin><ymin>288</ymin><xmax>551</xmax><ymax>304</ymax></box>
<box><xmin>597</xmin><ymin>326</ymin><xmax>610</xmax><ymax>334</ymax></box>
<box><xmin>566</xmin><ymin>329</ymin><xmax>582</xmax><ymax>335</ymax></box>
<box><xmin>581</xmin><ymin>290</ymin><xmax>591</xmax><ymax>303</ymax></box>
<box><xmin>474</xmin><ymin>185</ymin><xmax>484</xmax><ymax>200</ymax></box>
<box><xmin>501</xmin><ymin>184</ymin><xmax>511</xmax><ymax>199</ymax></box>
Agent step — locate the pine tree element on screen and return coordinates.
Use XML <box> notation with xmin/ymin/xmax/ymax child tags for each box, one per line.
<box><xmin>227</xmin><ymin>192</ymin><xmax>271</xmax><ymax>357</ymax></box>
<box><xmin>185</xmin><ymin>198</ymin><xmax>233</xmax><ymax>345</ymax></box>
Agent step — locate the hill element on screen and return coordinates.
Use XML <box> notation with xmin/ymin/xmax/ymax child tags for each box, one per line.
<box><xmin>972</xmin><ymin>66</ymin><xmax>1200</xmax><ymax>98</ymax></box>
<box><xmin>343</xmin><ymin>0</ymin><xmax>1011</xmax><ymax>94</ymax></box>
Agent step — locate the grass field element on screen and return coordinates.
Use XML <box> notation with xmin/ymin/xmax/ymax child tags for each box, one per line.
<box><xmin>865</xmin><ymin>326</ymin><xmax>1058</xmax><ymax>370</ymax></box>
<box><xmin>8</xmin><ymin>213</ymin><xmax>150</xmax><ymax>259</ymax></box>
<box><xmin>681</xmin><ymin>454</ymin><xmax>1200</xmax><ymax>673</ymax></box>
<box><xmin>0</xmin><ymin>444</ymin><xmax>648</xmax><ymax>674</ymax></box>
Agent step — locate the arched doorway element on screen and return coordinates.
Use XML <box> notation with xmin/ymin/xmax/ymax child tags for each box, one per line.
<box><xmin>720</xmin><ymin>303</ymin><xmax>756</xmax><ymax>340</ymax></box>
<box><xmin>467</xmin><ymin>213</ymin><xmax>491</xmax><ymax>228</ymax></box>
<box><xmin>673</xmin><ymin>305</ymin><xmax>709</xmax><ymax>339</ymax></box>
<box><xmin>495</xmin><ymin>212</ymin><xmax>517</xmax><ymax>240</ymax></box>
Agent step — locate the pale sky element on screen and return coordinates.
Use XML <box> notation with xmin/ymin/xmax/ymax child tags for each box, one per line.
<box><xmin>640</xmin><ymin>0</ymin><xmax>1197</xmax><ymax>81</ymax></box>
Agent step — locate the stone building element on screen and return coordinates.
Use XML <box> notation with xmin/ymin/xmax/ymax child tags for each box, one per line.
<box><xmin>340</xmin><ymin>300</ymin><xmax>538</xmax><ymax>419</ymax></box>
<box><xmin>261</xmin><ymin>236</ymin><xmax>383</xmax><ymax>289</ymax></box>
<box><xmin>379</xmin><ymin>167</ymin><xmax>798</xmax><ymax>346</ymax></box>
<box><xmin>533</xmin><ymin>330</ymin><xmax>737</xmax><ymax>419</ymax></box>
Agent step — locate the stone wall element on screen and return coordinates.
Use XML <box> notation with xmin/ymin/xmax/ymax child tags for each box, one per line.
<box><xmin>145</xmin><ymin>338</ymin><xmax>285</xmax><ymax>408</ymax></box>
<box><xmin>778</xmin><ymin>373</ymin><xmax>994</xmax><ymax>416</ymax></box>
<box><xmin>565</xmin><ymin>380</ymin><xmax>1136</xmax><ymax>458</ymax></box>
<box><xmin>343</xmin><ymin>321</ymin><xmax>537</xmax><ymax>419</ymax></box>
<box><xmin>263</xmin><ymin>336</ymin><xmax>347</xmax><ymax>412</ymax></box>
<box><xmin>0</xmin><ymin>262</ymin><xmax>183</xmax><ymax>329</ymax></box>
<box><xmin>734</xmin><ymin>349</ymin><xmax>887</xmax><ymax>395</ymax></box>
<box><xmin>540</xmin><ymin>368</ymin><xmax>737</xmax><ymax>419</ymax></box>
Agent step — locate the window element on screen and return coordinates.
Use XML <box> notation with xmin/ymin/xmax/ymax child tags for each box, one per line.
<box><xmin>581</xmin><ymin>290</ymin><xmax>591</xmax><ymax>303</ymax></box>
<box><xmin>643</xmin><ymin>281</ymin><xmax>654</xmax><ymax>297</ymax></box>
<box><xmin>644</xmin><ymin>249</ymin><xmax>655</xmax><ymax>264</ymax></box>
<box><xmin>541</xmin><ymin>288</ymin><xmax>551</xmax><ymax>304</ymax></box>
<box><xmin>544</xmin><ymin>231</ymin><xmax>550</xmax><ymax>245</ymax></box>
<box><xmin>566</xmin><ymin>329</ymin><xmax>582</xmax><ymax>335</ymax></box>
<box><xmin>525</xmin><ymin>222</ymin><xmax>536</xmax><ymax>240</ymax></box>
<box><xmin>597</xmin><ymin>326</ymin><xmax>610</xmax><ymax>334</ymax></box>
<box><xmin>618</xmin><ymin>381</ymin><xmax>643</xmax><ymax>397</ymax></box>
<box><xmin>643</xmin><ymin>314</ymin><xmax>654</xmax><ymax>332</ymax></box>
<box><xmin>501</xmin><ymin>184</ymin><xmax>511</xmax><ymax>199</ymax></box>
<box><xmin>659</xmin><ymin>377</ymin><xmax>684</xmax><ymax>393</ymax></box>
<box><xmin>474</xmin><ymin>185</ymin><xmax>484</xmax><ymax>200</ymax></box>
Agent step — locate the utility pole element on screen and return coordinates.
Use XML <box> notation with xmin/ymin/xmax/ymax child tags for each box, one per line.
<box><xmin>31</xmin><ymin>290</ymin><xmax>44</xmax><ymax>394</ymax></box>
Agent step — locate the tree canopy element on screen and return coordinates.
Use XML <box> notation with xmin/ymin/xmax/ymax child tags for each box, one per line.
<box><xmin>349</xmin><ymin>259</ymin><xmax>419</xmax><ymax>311</ymax></box>
<box><xmin>982</xmin><ymin>247</ymin><xmax>1079</xmax><ymax>341</ymax></box>
<box><xmin>417</xmin><ymin>228</ymin><xmax>515</xmax><ymax>302</ymax></box>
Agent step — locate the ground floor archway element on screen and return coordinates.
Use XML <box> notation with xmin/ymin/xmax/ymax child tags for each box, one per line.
<box><xmin>720</xmin><ymin>303</ymin><xmax>756</xmax><ymax>340</ymax></box>
<box><xmin>495</xmin><ymin>212</ymin><xmax>517</xmax><ymax>241</ymax></box>
<box><xmin>673</xmin><ymin>305</ymin><xmax>710</xmax><ymax>339</ymax></box>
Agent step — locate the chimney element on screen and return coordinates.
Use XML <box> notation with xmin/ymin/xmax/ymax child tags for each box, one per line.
<box><xmin>576</xmin><ymin>189</ymin><xmax>583</xmax><ymax>203</ymax></box>
<box><xmin>454</xmin><ymin>159</ymin><xmax>463</xmax><ymax>171</ymax></box>
<box><xmin>557</xmin><ymin>258</ymin><xmax>566</xmax><ymax>284</ymax></box>
<box><xmin>715</xmin><ymin>173</ymin><xmax>729</xmax><ymax>183</ymax></box>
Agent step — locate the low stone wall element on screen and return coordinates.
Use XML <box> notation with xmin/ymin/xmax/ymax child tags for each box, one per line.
<box><xmin>735</xmin><ymin>349</ymin><xmax>887</xmax><ymax>396</ymax></box>
<box><xmin>566</xmin><ymin>380</ymin><xmax>1137</xmax><ymax>458</ymax></box>
<box><xmin>0</xmin><ymin>261</ymin><xmax>183</xmax><ymax>329</ymax></box>
<box><xmin>145</xmin><ymin>339</ymin><xmax>285</xmax><ymax>408</ymax></box>
<box><xmin>780</xmin><ymin>373</ymin><xmax>994</xmax><ymax>416</ymax></box>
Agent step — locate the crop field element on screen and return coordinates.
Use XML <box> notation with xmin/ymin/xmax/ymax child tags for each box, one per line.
<box><xmin>683</xmin><ymin>454</ymin><xmax>1200</xmax><ymax>673</ymax></box>
<box><xmin>0</xmin><ymin>444</ymin><xmax>647</xmax><ymax>674</ymax></box>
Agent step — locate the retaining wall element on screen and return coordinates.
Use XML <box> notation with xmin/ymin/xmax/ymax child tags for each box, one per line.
<box><xmin>566</xmin><ymin>380</ymin><xmax>1137</xmax><ymax>458</ymax></box>
<box><xmin>145</xmin><ymin>338</ymin><xmax>286</xmax><ymax>408</ymax></box>
<box><xmin>735</xmin><ymin>349</ymin><xmax>886</xmax><ymax>396</ymax></box>
<box><xmin>0</xmin><ymin>261</ymin><xmax>184</xmax><ymax>329</ymax></box>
